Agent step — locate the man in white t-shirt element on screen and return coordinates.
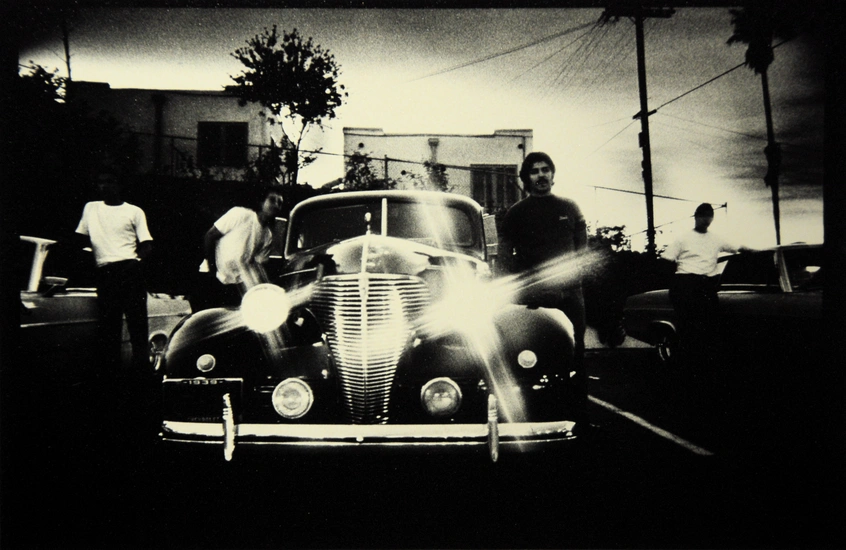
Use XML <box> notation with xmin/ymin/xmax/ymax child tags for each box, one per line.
<box><xmin>663</xmin><ymin>203</ymin><xmax>751</xmax><ymax>367</ymax></box>
<box><xmin>196</xmin><ymin>187</ymin><xmax>284</xmax><ymax>309</ymax></box>
<box><xmin>74</xmin><ymin>172</ymin><xmax>153</xmax><ymax>375</ymax></box>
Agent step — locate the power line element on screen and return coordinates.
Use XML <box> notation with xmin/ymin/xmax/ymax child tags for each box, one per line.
<box><xmin>410</xmin><ymin>20</ymin><xmax>596</xmax><ymax>82</ymax></box>
<box><xmin>586</xmin><ymin>184</ymin><xmax>723</xmax><ymax>205</ymax></box>
<box><xmin>652</xmin><ymin>39</ymin><xmax>791</xmax><ymax>113</ymax></box>
<box><xmin>509</xmin><ymin>24</ymin><xmax>597</xmax><ymax>85</ymax></box>
<box><xmin>625</xmin><ymin>203</ymin><xmax>728</xmax><ymax>238</ymax></box>
<box><xmin>551</xmin><ymin>22</ymin><xmax>608</xmax><ymax>92</ymax></box>
<box><xmin>584</xmin><ymin>119</ymin><xmax>638</xmax><ymax>158</ymax></box>
<box><xmin>656</xmin><ymin>112</ymin><xmax>823</xmax><ymax>153</ymax></box>
<box><xmin>654</xmin><ymin>62</ymin><xmax>746</xmax><ymax>112</ymax></box>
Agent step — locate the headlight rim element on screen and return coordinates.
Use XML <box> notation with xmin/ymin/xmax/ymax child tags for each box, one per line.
<box><xmin>420</xmin><ymin>376</ymin><xmax>463</xmax><ymax>418</ymax></box>
<box><xmin>271</xmin><ymin>378</ymin><xmax>314</xmax><ymax>419</ymax></box>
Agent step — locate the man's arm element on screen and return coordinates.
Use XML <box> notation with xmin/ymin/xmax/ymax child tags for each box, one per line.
<box><xmin>498</xmin><ymin>234</ymin><xmax>516</xmax><ymax>275</ymax></box>
<box><xmin>137</xmin><ymin>240</ymin><xmax>153</xmax><ymax>261</ymax></box>
<box><xmin>70</xmin><ymin>232</ymin><xmax>91</xmax><ymax>251</ymax></box>
<box><xmin>203</xmin><ymin>226</ymin><xmax>224</xmax><ymax>273</ymax></box>
<box><xmin>574</xmin><ymin>219</ymin><xmax>587</xmax><ymax>251</ymax></box>
<box><xmin>568</xmin><ymin>200</ymin><xmax>587</xmax><ymax>251</ymax></box>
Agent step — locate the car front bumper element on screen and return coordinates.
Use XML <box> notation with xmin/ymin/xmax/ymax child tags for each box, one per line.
<box><xmin>161</xmin><ymin>393</ymin><xmax>577</xmax><ymax>462</ymax></box>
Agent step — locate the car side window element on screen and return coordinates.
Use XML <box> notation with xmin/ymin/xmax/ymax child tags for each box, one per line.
<box><xmin>719</xmin><ymin>252</ymin><xmax>779</xmax><ymax>289</ymax></box>
<box><xmin>783</xmin><ymin>248</ymin><xmax>823</xmax><ymax>291</ymax></box>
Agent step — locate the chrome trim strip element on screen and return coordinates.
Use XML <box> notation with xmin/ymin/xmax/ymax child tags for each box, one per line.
<box><xmin>21</xmin><ymin>311</ymin><xmax>186</xmax><ymax>329</ymax></box>
<box><xmin>21</xmin><ymin>319</ymin><xmax>98</xmax><ymax>329</ymax></box>
<box><xmin>162</xmin><ymin>419</ymin><xmax>576</xmax><ymax>444</ymax></box>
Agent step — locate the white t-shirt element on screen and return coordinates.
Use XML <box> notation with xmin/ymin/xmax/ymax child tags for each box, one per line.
<box><xmin>75</xmin><ymin>201</ymin><xmax>152</xmax><ymax>267</ymax></box>
<box><xmin>200</xmin><ymin>207</ymin><xmax>273</xmax><ymax>285</ymax></box>
<box><xmin>663</xmin><ymin>229</ymin><xmax>738</xmax><ymax>277</ymax></box>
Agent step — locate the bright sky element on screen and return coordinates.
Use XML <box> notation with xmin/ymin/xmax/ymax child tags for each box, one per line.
<box><xmin>20</xmin><ymin>7</ymin><xmax>825</xmax><ymax>250</ymax></box>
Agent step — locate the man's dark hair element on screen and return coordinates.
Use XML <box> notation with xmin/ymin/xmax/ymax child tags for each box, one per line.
<box><xmin>694</xmin><ymin>203</ymin><xmax>714</xmax><ymax>217</ymax></box>
<box><xmin>257</xmin><ymin>185</ymin><xmax>283</xmax><ymax>203</ymax></box>
<box><xmin>519</xmin><ymin>152</ymin><xmax>556</xmax><ymax>185</ymax></box>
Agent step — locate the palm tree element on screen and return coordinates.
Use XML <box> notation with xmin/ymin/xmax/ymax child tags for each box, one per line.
<box><xmin>727</xmin><ymin>1</ymin><xmax>807</xmax><ymax>245</ymax></box>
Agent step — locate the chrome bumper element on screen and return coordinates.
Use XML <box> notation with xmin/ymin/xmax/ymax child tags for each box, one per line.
<box><xmin>161</xmin><ymin>393</ymin><xmax>577</xmax><ymax>462</ymax></box>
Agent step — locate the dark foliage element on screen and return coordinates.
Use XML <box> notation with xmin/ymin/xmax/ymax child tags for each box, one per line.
<box><xmin>583</xmin><ymin>227</ymin><xmax>674</xmax><ymax>345</ymax></box>
<box><xmin>10</xmin><ymin>67</ymin><xmax>141</xmax><ymax>240</ymax></box>
<box><xmin>343</xmin><ymin>149</ymin><xmax>397</xmax><ymax>191</ymax></box>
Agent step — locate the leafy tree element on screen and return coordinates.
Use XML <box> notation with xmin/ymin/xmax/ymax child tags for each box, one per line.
<box><xmin>423</xmin><ymin>161</ymin><xmax>452</xmax><ymax>192</ymax></box>
<box><xmin>230</xmin><ymin>26</ymin><xmax>347</xmax><ymax>186</ymax></box>
<box><xmin>583</xmin><ymin>226</ymin><xmax>674</xmax><ymax>347</ymax></box>
<box><xmin>243</xmin><ymin>138</ymin><xmax>291</xmax><ymax>188</ymax></box>
<box><xmin>343</xmin><ymin>149</ymin><xmax>396</xmax><ymax>191</ymax></box>
<box><xmin>397</xmin><ymin>162</ymin><xmax>452</xmax><ymax>192</ymax></box>
<box><xmin>590</xmin><ymin>225</ymin><xmax>630</xmax><ymax>252</ymax></box>
<box><xmin>15</xmin><ymin>63</ymin><xmax>65</xmax><ymax>104</ymax></box>
<box><xmin>727</xmin><ymin>0</ymin><xmax>815</xmax><ymax>244</ymax></box>
<box><xmin>11</xmin><ymin>65</ymin><xmax>141</xmax><ymax>238</ymax></box>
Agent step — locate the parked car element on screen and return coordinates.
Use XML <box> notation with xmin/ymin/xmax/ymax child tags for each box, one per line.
<box><xmin>623</xmin><ymin>243</ymin><xmax>823</xmax><ymax>364</ymax></box>
<box><xmin>160</xmin><ymin>191</ymin><xmax>586</xmax><ymax>462</ymax></box>
<box><xmin>18</xmin><ymin>236</ymin><xmax>192</xmax><ymax>376</ymax></box>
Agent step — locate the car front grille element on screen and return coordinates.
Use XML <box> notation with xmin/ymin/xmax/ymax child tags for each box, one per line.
<box><xmin>311</xmin><ymin>274</ymin><xmax>430</xmax><ymax>423</ymax></box>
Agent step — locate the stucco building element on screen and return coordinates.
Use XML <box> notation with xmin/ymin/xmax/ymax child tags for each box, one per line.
<box><xmin>343</xmin><ymin>127</ymin><xmax>532</xmax><ymax>213</ymax></box>
<box><xmin>67</xmin><ymin>82</ymin><xmax>533</xmax><ymax>213</ymax></box>
<box><xmin>68</xmin><ymin>81</ymin><xmax>282</xmax><ymax>181</ymax></box>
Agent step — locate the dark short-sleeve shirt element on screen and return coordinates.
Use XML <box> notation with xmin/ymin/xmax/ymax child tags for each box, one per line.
<box><xmin>500</xmin><ymin>194</ymin><xmax>587</xmax><ymax>273</ymax></box>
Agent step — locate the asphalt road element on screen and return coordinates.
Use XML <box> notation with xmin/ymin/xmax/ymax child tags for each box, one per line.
<box><xmin>2</xmin><ymin>346</ymin><xmax>842</xmax><ymax>549</ymax></box>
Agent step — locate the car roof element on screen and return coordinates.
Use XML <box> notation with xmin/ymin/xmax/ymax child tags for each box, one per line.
<box><xmin>290</xmin><ymin>190</ymin><xmax>484</xmax><ymax>216</ymax></box>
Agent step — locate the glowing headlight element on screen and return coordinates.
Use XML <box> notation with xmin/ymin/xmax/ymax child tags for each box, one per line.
<box><xmin>517</xmin><ymin>350</ymin><xmax>538</xmax><ymax>369</ymax></box>
<box><xmin>420</xmin><ymin>377</ymin><xmax>462</xmax><ymax>417</ymax></box>
<box><xmin>241</xmin><ymin>284</ymin><xmax>291</xmax><ymax>333</ymax></box>
<box><xmin>196</xmin><ymin>354</ymin><xmax>216</xmax><ymax>373</ymax></box>
<box><xmin>271</xmin><ymin>378</ymin><xmax>314</xmax><ymax>419</ymax></box>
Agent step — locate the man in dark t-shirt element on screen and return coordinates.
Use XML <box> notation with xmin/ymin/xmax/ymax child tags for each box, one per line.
<box><xmin>499</xmin><ymin>151</ymin><xmax>590</xmax><ymax>430</ymax></box>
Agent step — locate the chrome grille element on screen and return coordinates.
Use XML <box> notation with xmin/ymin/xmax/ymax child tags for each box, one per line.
<box><xmin>311</xmin><ymin>274</ymin><xmax>430</xmax><ymax>423</ymax></box>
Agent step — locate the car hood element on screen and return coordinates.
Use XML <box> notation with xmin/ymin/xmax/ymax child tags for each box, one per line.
<box><xmin>624</xmin><ymin>289</ymin><xmax>671</xmax><ymax>309</ymax></box>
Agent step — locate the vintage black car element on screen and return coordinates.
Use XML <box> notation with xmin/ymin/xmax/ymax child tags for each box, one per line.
<box><xmin>623</xmin><ymin>243</ymin><xmax>823</xmax><ymax>363</ymax></box>
<box><xmin>19</xmin><ymin>236</ymin><xmax>192</xmax><ymax>375</ymax></box>
<box><xmin>160</xmin><ymin>191</ymin><xmax>588</xmax><ymax>461</ymax></box>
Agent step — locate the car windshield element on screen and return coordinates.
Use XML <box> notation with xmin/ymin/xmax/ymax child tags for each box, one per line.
<box><xmin>783</xmin><ymin>247</ymin><xmax>822</xmax><ymax>291</ymax></box>
<box><xmin>289</xmin><ymin>200</ymin><xmax>481</xmax><ymax>257</ymax></box>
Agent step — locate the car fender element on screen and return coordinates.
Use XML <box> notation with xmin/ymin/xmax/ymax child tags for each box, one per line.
<box><xmin>647</xmin><ymin>319</ymin><xmax>678</xmax><ymax>344</ymax></box>
<box><xmin>164</xmin><ymin>307</ymin><xmax>329</xmax><ymax>381</ymax></box>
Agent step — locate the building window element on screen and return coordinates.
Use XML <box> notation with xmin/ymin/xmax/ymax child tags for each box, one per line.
<box><xmin>471</xmin><ymin>165</ymin><xmax>521</xmax><ymax>212</ymax></box>
<box><xmin>197</xmin><ymin>122</ymin><xmax>249</xmax><ymax>168</ymax></box>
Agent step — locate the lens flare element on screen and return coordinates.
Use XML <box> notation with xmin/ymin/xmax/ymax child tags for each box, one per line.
<box><xmin>240</xmin><ymin>284</ymin><xmax>292</xmax><ymax>333</ymax></box>
<box><xmin>415</xmin><ymin>248</ymin><xmax>606</xmax><ymax>434</ymax></box>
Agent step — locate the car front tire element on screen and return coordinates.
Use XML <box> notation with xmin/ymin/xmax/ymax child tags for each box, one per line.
<box><xmin>655</xmin><ymin>331</ymin><xmax>678</xmax><ymax>364</ymax></box>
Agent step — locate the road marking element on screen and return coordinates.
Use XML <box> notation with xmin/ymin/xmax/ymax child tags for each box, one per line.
<box><xmin>589</xmin><ymin>395</ymin><xmax>715</xmax><ymax>456</ymax></box>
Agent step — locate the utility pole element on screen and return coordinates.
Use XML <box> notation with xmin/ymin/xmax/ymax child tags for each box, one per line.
<box><xmin>601</xmin><ymin>4</ymin><xmax>674</xmax><ymax>256</ymax></box>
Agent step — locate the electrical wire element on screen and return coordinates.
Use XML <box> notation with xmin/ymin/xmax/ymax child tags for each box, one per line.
<box><xmin>409</xmin><ymin>20</ymin><xmax>596</xmax><ymax>82</ymax></box>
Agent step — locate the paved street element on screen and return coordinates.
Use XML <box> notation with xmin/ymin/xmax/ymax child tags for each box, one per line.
<box><xmin>2</xmin><ymin>343</ymin><xmax>841</xmax><ymax>549</ymax></box>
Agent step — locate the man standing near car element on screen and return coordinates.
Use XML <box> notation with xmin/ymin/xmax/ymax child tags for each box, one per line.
<box><xmin>195</xmin><ymin>187</ymin><xmax>284</xmax><ymax>310</ymax></box>
<box><xmin>74</xmin><ymin>170</ymin><xmax>152</xmax><ymax>378</ymax></box>
<box><xmin>499</xmin><ymin>151</ymin><xmax>590</xmax><ymax>430</ymax></box>
<box><xmin>664</xmin><ymin>202</ymin><xmax>748</xmax><ymax>368</ymax></box>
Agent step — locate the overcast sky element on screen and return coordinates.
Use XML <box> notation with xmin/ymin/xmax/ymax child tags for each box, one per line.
<box><xmin>19</xmin><ymin>7</ymin><xmax>826</xmax><ymax>249</ymax></box>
